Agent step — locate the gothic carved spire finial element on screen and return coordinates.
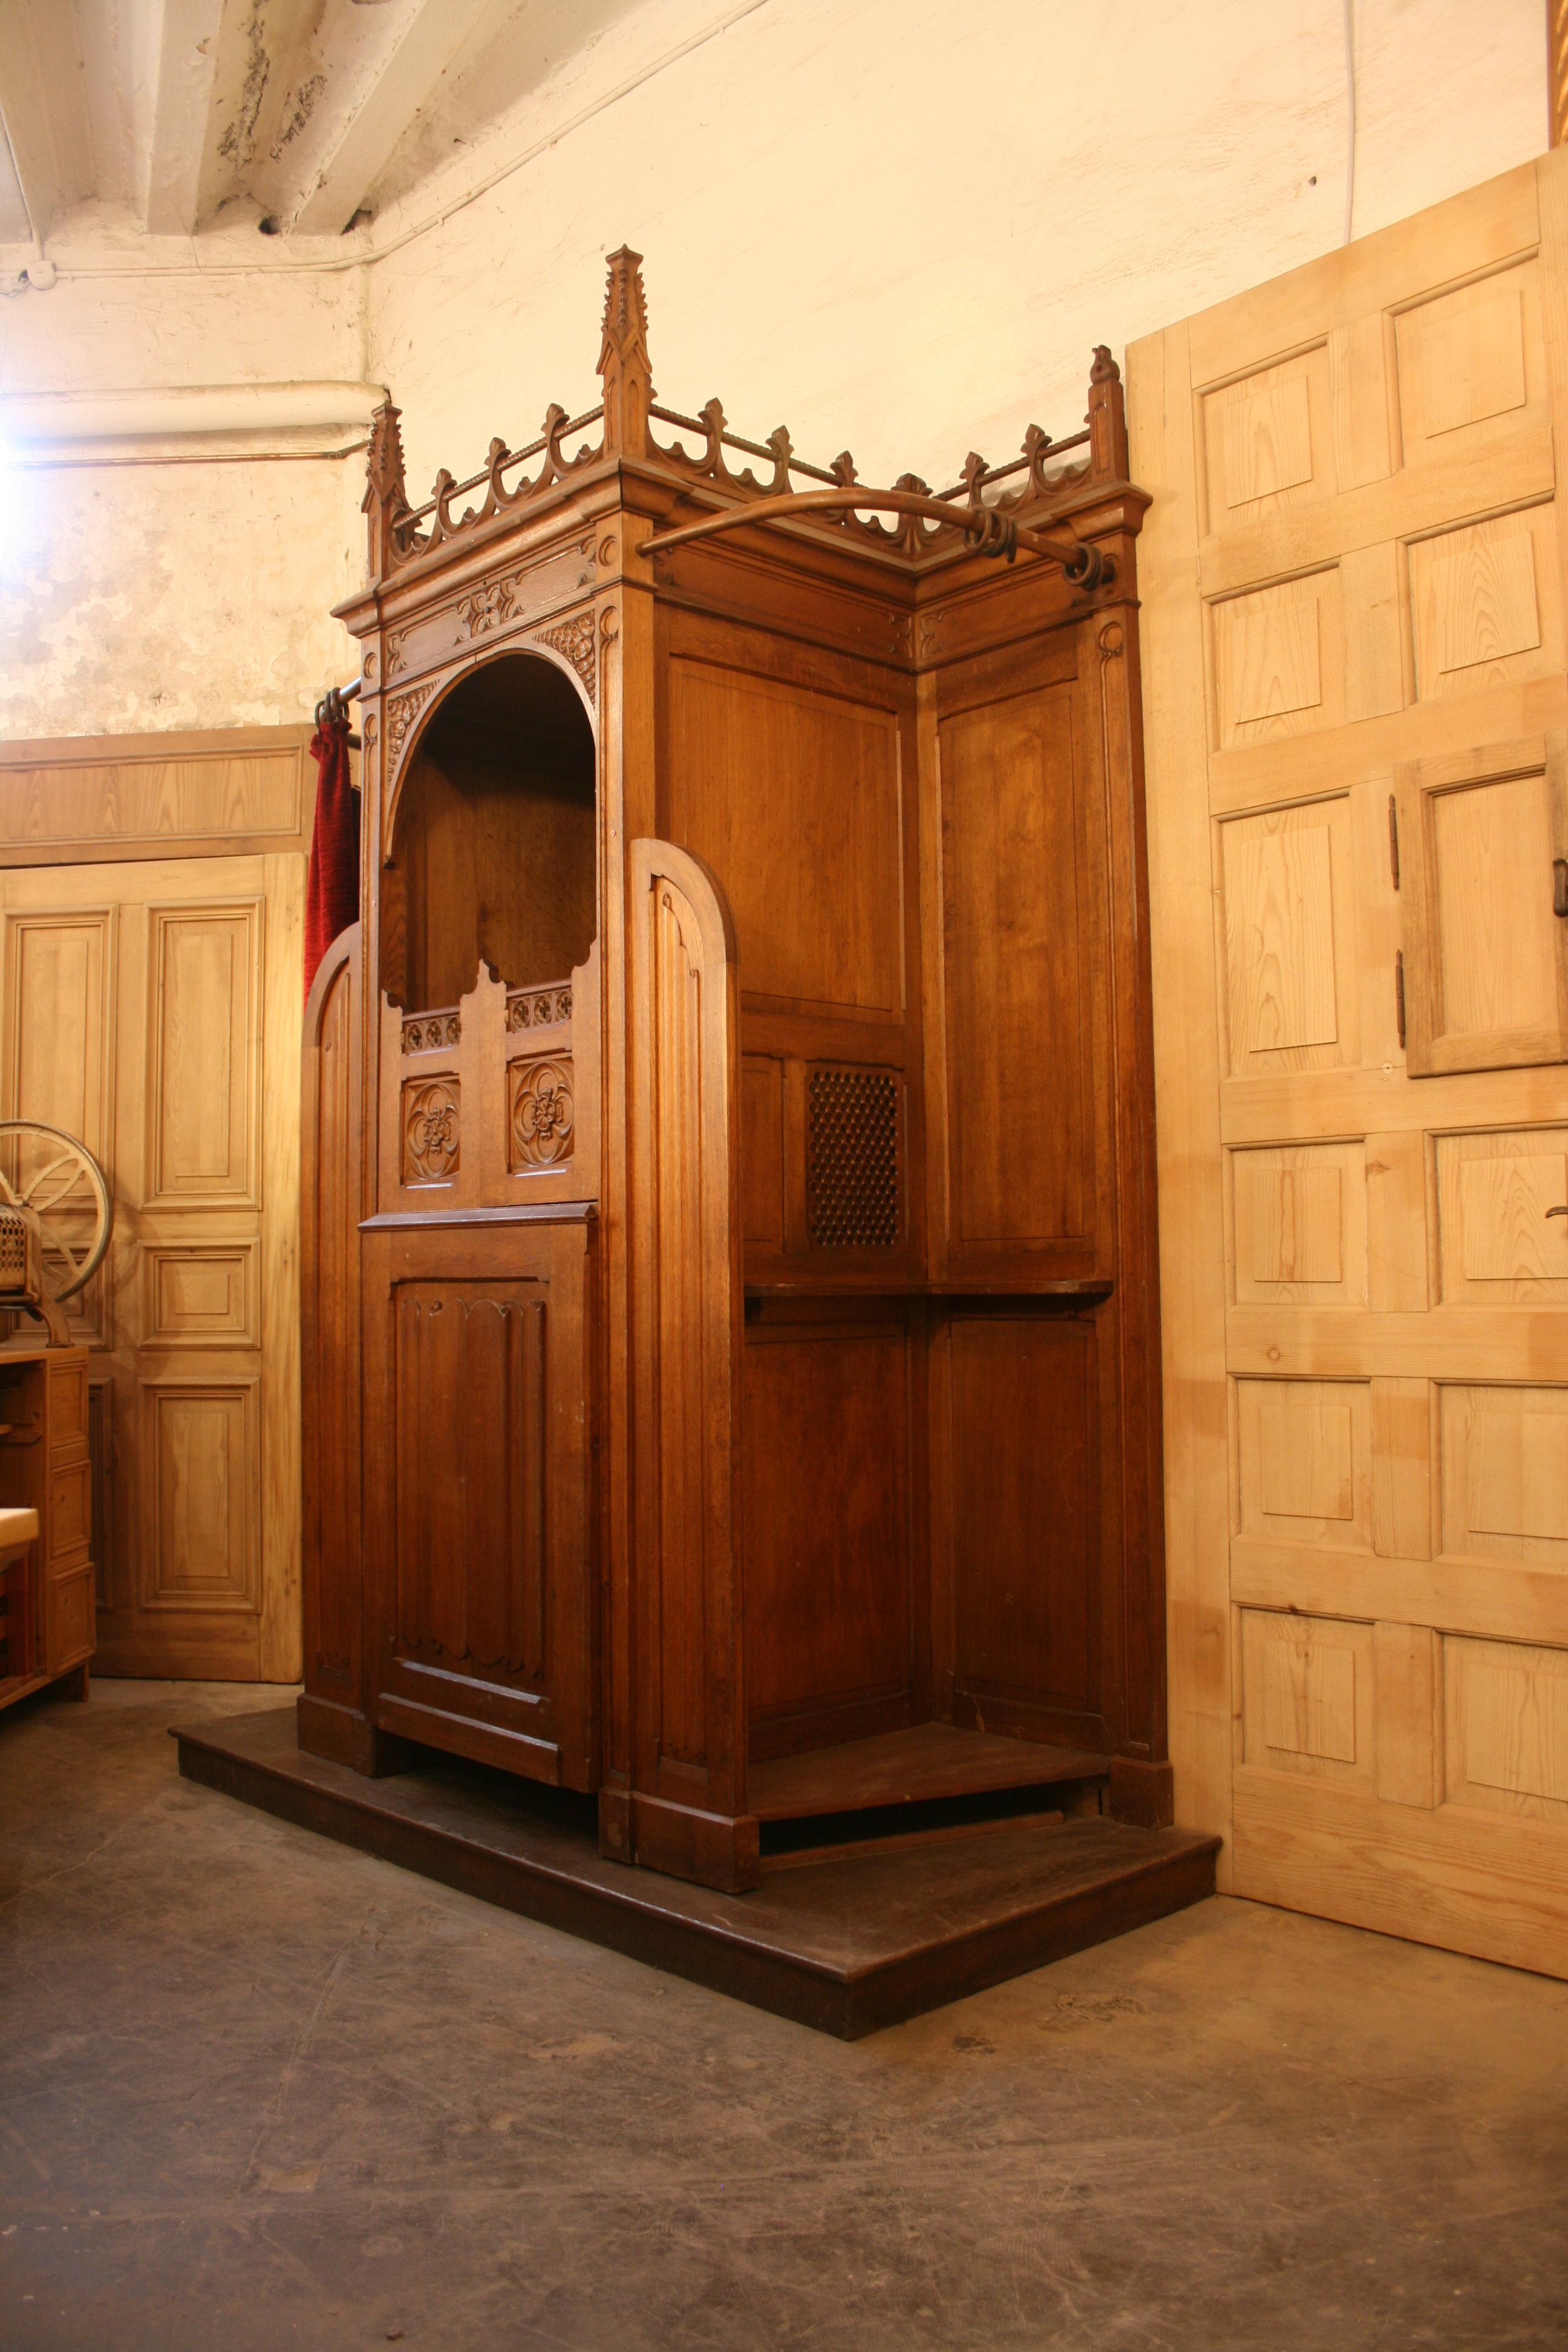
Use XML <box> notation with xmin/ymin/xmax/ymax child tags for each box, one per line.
<box><xmin>598</xmin><ymin>245</ymin><xmax>652</xmax><ymax>458</ymax></box>
<box><xmin>1086</xmin><ymin>345</ymin><xmax>1128</xmax><ymax>482</ymax></box>
<box><xmin>363</xmin><ymin>399</ymin><xmax>411</xmax><ymax>581</ymax></box>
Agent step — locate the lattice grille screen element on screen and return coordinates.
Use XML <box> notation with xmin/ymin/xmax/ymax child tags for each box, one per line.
<box><xmin>807</xmin><ymin>1067</ymin><xmax>901</xmax><ymax>1249</ymax></box>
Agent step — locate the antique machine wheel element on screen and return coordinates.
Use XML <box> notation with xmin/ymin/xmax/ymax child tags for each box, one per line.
<box><xmin>0</xmin><ymin>1120</ymin><xmax>114</xmax><ymax>1346</ymax></box>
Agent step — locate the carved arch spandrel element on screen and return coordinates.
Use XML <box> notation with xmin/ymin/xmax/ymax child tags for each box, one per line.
<box><xmin>627</xmin><ymin>838</ymin><xmax>748</xmax><ymax>1849</ymax></box>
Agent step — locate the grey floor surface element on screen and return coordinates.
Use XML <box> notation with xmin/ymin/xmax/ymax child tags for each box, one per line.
<box><xmin>2</xmin><ymin>1677</ymin><xmax>1567</xmax><ymax>2351</ymax></box>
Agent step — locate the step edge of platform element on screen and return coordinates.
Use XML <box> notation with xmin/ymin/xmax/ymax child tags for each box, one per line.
<box><xmin>172</xmin><ymin>1714</ymin><xmax>1222</xmax><ymax>2040</ymax></box>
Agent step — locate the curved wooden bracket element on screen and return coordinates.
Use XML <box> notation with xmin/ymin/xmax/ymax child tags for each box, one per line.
<box><xmin>642</xmin><ymin>485</ymin><xmax>1116</xmax><ymax>586</ymax></box>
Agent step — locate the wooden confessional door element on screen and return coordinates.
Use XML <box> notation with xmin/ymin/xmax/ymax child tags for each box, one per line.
<box><xmin>0</xmin><ymin>854</ymin><xmax>303</xmax><ymax>1680</ymax></box>
<box><xmin>1133</xmin><ymin>149</ymin><xmax>1568</xmax><ymax>1976</ymax></box>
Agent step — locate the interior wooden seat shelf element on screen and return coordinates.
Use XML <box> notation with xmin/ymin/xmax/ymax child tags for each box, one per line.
<box><xmin>180</xmin><ymin>248</ymin><xmax>1216</xmax><ymax>2022</ymax></box>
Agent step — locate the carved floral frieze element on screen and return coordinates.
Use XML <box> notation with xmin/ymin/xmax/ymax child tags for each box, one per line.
<box><xmin>402</xmin><ymin>1010</ymin><xmax>460</xmax><ymax>1054</ymax></box>
<box><xmin>505</xmin><ymin>984</ymin><xmax>572</xmax><ymax>1031</ymax></box>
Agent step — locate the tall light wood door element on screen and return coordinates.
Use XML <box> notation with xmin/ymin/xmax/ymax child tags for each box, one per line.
<box><xmin>1133</xmin><ymin>149</ymin><xmax>1568</xmax><ymax>1977</ymax></box>
<box><xmin>0</xmin><ymin>852</ymin><xmax>304</xmax><ymax>1679</ymax></box>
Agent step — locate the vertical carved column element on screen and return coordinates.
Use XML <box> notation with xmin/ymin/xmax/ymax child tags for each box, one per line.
<box><xmin>1553</xmin><ymin>0</ymin><xmax>1568</xmax><ymax>147</ymax></box>
<box><xmin>598</xmin><ymin>246</ymin><xmax>653</xmax><ymax>462</ymax></box>
<box><xmin>608</xmin><ymin>838</ymin><xmax>755</xmax><ymax>1890</ymax></box>
<box><xmin>1086</xmin><ymin>347</ymin><xmax>1130</xmax><ymax>484</ymax></box>
<box><xmin>362</xmin><ymin>400</ymin><xmax>411</xmax><ymax>584</ymax></box>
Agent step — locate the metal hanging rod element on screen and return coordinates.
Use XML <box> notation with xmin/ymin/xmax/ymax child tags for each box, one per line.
<box><xmin>641</xmin><ymin>485</ymin><xmax>1114</xmax><ymax>586</ymax></box>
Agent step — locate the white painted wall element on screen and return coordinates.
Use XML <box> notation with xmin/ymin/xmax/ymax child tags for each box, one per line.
<box><xmin>0</xmin><ymin>0</ymin><xmax>1549</xmax><ymax>742</ymax></box>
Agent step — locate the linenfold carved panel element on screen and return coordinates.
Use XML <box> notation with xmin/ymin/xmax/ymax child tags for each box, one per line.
<box><xmin>509</xmin><ymin>1055</ymin><xmax>574</xmax><ymax>1171</ymax></box>
<box><xmin>402</xmin><ymin>1076</ymin><xmax>460</xmax><ymax>1185</ymax></box>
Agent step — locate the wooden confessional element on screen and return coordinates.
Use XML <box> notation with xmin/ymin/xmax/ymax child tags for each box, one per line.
<box><xmin>299</xmin><ymin>250</ymin><xmax>1173</xmax><ymax>1898</ymax></box>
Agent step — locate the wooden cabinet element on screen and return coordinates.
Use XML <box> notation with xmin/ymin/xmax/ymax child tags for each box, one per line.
<box><xmin>0</xmin><ymin>1344</ymin><xmax>95</xmax><ymax>1709</ymax></box>
<box><xmin>300</xmin><ymin>253</ymin><xmax>1168</xmax><ymax>1892</ymax></box>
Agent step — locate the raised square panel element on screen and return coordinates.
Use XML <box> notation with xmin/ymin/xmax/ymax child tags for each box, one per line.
<box><xmin>138</xmin><ymin>1380</ymin><xmax>258</xmax><ymax>1613</ymax></box>
<box><xmin>1445</xmin><ymin>1634</ymin><xmax>1568</xmax><ymax>1822</ymax></box>
<box><xmin>1398</xmin><ymin>742</ymin><xmax>1568</xmax><ymax>1075</ymax></box>
<box><xmin>47</xmin><ymin>1457</ymin><xmax>90</xmax><ymax>1563</ymax></box>
<box><xmin>1220</xmin><ymin>797</ymin><xmax>1357</xmax><ymax>1074</ymax></box>
<box><xmin>1407</xmin><ymin>508</ymin><xmax>1560</xmax><ymax>701</ymax></box>
<box><xmin>1210</xmin><ymin>571</ymin><xmax>1345</xmax><ymax>753</ymax></box>
<box><xmin>2</xmin><ymin>910</ymin><xmax>114</xmax><ymax>1161</ymax></box>
<box><xmin>1236</xmin><ymin>1377</ymin><xmax>1371</xmax><ymax>1546</ymax></box>
<box><xmin>1231</xmin><ymin>1142</ymin><xmax>1367</xmax><ymax>1305</ymax></box>
<box><xmin>1395</xmin><ymin>263</ymin><xmax>1537</xmax><ymax>455</ymax></box>
<box><xmin>1440</xmin><ymin>1384</ymin><xmax>1568</xmax><ymax>1563</ymax></box>
<box><xmin>146</xmin><ymin>903</ymin><xmax>260</xmax><ymax>1207</ymax></box>
<box><xmin>1436</xmin><ymin>1129</ymin><xmax>1568</xmax><ymax>1302</ymax></box>
<box><xmin>1240</xmin><ymin>1607</ymin><xmax>1372</xmax><ymax>1782</ymax></box>
<box><xmin>1201</xmin><ymin>348</ymin><xmax>1330</xmax><ymax>531</ymax></box>
<box><xmin>144</xmin><ymin>1243</ymin><xmax>259</xmax><ymax>1347</ymax></box>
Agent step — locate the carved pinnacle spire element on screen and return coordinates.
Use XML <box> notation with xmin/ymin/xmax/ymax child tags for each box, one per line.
<box><xmin>1086</xmin><ymin>344</ymin><xmax>1128</xmax><ymax>482</ymax></box>
<box><xmin>363</xmin><ymin>399</ymin><xmax>410</xmax><ymax>582</ymax></box>
<box><xmin>598</xmin><ymin>245</ymin><xmax>652</xmax><ymax>458</ymax></box>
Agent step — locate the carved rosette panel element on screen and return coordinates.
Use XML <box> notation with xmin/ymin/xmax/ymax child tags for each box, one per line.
<box><xmin>509</xmin><ymin>1056</ymin><xmax>574</xmax><ymax>1171</ymax></box>
<box><xmin>534</xmin><ymin>612</ymin><xmax>596</xmax><ymax>701</ymax></box>
<box><xmin>505</xmin><ymin>984</ymin><xmax>572</xmax><ymax>1032</ymax></box>
<box><xmin>459</xmin><ymin>577</ymin><xmax>517</xmax><ymax>636</ymax></box>
<box><xmin>386</xmin><ymin>680</ymin><xmax>436</xmax><ymax>770</ymax></box>
<box><xmin>402</xmin><ymin>1010</ymin><xmax>461</xmax><ymax>1054</ymax></box>
<box><xmin>403</xmin><ymin>1076</ymin><xmax>460</xmax><ymax>1184</ymax></box>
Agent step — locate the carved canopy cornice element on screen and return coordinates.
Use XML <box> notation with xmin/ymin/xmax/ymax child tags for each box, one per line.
<box><xmin>357</xmin><ymin>249</ymin><xmax>1136</xmax><ymax>594</ymax></box>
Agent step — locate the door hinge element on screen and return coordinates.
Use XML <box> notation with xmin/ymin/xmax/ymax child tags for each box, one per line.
<box><xmin>1394</xmin><ymin>949</ymin><xmax>1406</xmax><ymax>1049</ymax></box>
<box><xmin>1388</xmin><ymin>794</ymin><xmax>1400</xmax><ymax>890</ymax></box>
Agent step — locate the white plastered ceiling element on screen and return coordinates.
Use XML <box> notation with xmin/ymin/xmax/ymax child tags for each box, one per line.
<box><xmin>0</xmin><ymin>0</ymin><xmax>1551</xmax><ymax>739</ymax></box>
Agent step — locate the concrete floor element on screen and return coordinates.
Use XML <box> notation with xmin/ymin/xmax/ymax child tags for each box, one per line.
<box><xmin>2</xmin><ymin>1685</ymin><xmax>1567</xmax><ymax>2352</ymax></box>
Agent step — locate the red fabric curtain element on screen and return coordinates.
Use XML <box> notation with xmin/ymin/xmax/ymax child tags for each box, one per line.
<box><xmin>304</xmin><ymin>714</ymin><xmax>359</xmax><ymax>1003</ymax></box>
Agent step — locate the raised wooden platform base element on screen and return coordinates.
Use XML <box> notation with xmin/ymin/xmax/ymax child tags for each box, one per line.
<box><xmin>173</xmin><ymin>1707</ymin><xmax>1220</xmax><ymax>2038</ymax></box>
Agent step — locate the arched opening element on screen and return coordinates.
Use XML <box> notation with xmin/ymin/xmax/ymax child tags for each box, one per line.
<box><xmin>381</xmin><ymin>652</ymin><xmax>596</xmax><ymax>1013</ymax></box>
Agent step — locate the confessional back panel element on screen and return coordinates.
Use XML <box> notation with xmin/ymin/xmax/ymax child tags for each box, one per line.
<box><xmin>665</xmin><ymin>655</ymin><xmax>906</xmax><ymax>1018</ymax></box>
<box><xmin>387</xmin><ymin>750</ymin><xmax>595</xmax><ymax>1013</ymax></box>
<box><xmin>945</xmin><ymin>1313</ymin><xmax>1102</xmax><ymax>1734</ymax></box>
<box><xmin>743</xmin><ymin>1305</ymin><xmax>921</xmax><ymax>1759</ymax></box>
<box><xmin>936</xmin><ymin>661</ymin><xmax>1111</xmax><ymax>1279</ymax></box>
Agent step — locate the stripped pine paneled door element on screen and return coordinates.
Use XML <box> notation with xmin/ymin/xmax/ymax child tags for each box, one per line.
<box><xmin>0</xmin><ymin>724</ymin><xmax>313</xmax><ymax>1679</ymax></box>
<box><xmin>1132</xmin><ymin>149</ymin><xmax>1568</xmax><ymax>1976</ymax></box>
